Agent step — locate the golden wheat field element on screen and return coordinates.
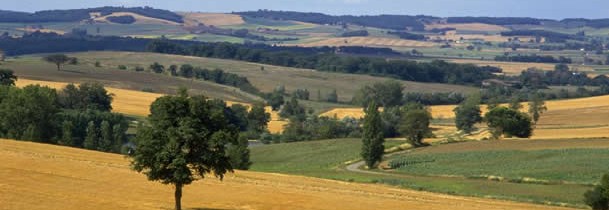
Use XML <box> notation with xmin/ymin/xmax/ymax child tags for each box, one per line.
<box><xmin>15</xmin><ymin>79</ymin><xmax>287</xmax><ymax>133</ymax></box>
<box><xmin>181</xmin><ymin>12</ymin><xmax>245</xmax><ymax>27</ymax></box>
<box><xmin>321</xmin><ymin>95</ymin><xmax>609</xmax><ymax>139</ymax></box>
<box><xmin>425</xmin><ymin>23</ymin><xmax>509</xmax><ymax>32</ymax></box>
<box><xmin>293</xmin><ymin>37</ymin><xmax>437</xmax><ymax>48</ymax></box>
<box><xmin>0</xmin><ymin>139</ymin><xmax>575</xmax><ymax>210</ymax></box>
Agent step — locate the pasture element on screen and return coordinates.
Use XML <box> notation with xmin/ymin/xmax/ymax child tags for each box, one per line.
<box><xmin>0</xmin><ymin>139</ymin><xmax>573</xmax><ymax>210</ymax></box>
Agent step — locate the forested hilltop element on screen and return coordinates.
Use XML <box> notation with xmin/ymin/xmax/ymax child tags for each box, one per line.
<box><xmin>0</xmin><ymin>6</ymin><xmax>182</xmax><ymax>23</ymax></box>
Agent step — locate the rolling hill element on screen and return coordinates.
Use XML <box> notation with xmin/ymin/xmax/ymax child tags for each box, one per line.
<box><xmin>0</xmin><ymin>139</ymin><xmax>575</xmax><ymax>210</ymax></box>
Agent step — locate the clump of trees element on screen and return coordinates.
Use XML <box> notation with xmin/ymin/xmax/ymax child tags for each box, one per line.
<box><xmin>584</xmin><ymin>174</ymin><xmax>609</xmax><ymax>210</ymax></box>
<box><xmin>0</xmin><ymin>69</ymin><xmax>17</xmax><ymax>86</ymax></box>
<box><xmin>399</xmin><ymin>103</ymin><xmax>433</xmax><ymax>147</ymax></box>
<box><xmin>484</xmin><ymin>107</ymin><xmax>533</xmax><ymax>139</ymax></box>
<box><xmin>495</xmin><ymin>54</ymin><xmax>572</xmax><ymax>64</ymax></box>
<box><xmin>0</xmin><ymin>75</ymin><xmax>129</xmax><ymax>153</ymax></box>
<box><xmin>340</xmin><ymin>30</ymin><xmax>369</xmax><ymax>37</ymax></box>
<box><xmin>106</xmin><ymin>15</ymin><xmax>136</xmax><ymax>24</ymax></box>
<box><xmin>352</xmin><ymin>80</ymin><xmax>404</xmax><ymax>108</ymax></box>
<box><xmin>454</xmin><ymin>94</ymin><xmax>482</xmax><ymax>134</ymax></box>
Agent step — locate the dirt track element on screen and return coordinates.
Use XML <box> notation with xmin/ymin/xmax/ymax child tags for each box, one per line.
<box><xmin>0</xmin><ymin>139</ymin><xmax>574</xmax><ymax>210</ymax></box>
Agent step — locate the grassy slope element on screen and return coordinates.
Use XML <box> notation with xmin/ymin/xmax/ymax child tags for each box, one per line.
<box><xmin>2</xmin><ymin>54</ymin><xmax>261</xmax><ymax>103</ymax></box>
<box><xmin>0</xmin><ymin>139</ymin><xmax>571</xmax><ymax>210</ymax></box>
<box><xmin>250</xmin><ymin>139</ymin><xmax>608</xmax><ymax>207</ymax></box>
<box><xmin>64</xmin><ymin>51</ymin><xmax>478</xmax><ymax>102</ymax></box>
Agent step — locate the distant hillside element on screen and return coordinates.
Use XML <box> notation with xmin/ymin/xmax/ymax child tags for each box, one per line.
<box><xmin>0</xmin><ymin>6</ymin><xmax>183</xmax><ymax>23</ymax></box>
<box><xmin>235</xmin><ymin>10</ymin><xmax>435</xmax><ymax>31</ymax></box>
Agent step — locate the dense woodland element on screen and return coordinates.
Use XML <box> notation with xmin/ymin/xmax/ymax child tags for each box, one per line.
<box><xmin>0</xmin><ymin>7</ymin><xmax>182</xmax><ymax>23</ymax></box>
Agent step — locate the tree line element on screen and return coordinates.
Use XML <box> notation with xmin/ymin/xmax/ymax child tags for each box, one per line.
<box><xmin>147</xmin><ymin>40</ymin><xmax>499</xmax><ymax>86</ymax></box>
<box><xmin>495</xmin><ymin>54</ymin><xmax>572</xmax><ymax>64</ymax></box>
<box><xmin>235</xmin><ymin>10</ymin><xmax>428</xmax><ymax>31</ymax></box>
<box><xmin>0</xmin><ymin>6</ymin><xmax>182</xmax><ymax>23</ymax></box>
<box><xmin>146</xmin><ymin>62</ymin><xmax>260</xmax><ymax>95</ymax></box>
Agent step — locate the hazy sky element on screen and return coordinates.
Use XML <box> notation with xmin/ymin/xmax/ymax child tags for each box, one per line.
<box><xmin>3</xmin><ymin>0</ymin><xmax>609</xmax><ymax>20</ymax></box>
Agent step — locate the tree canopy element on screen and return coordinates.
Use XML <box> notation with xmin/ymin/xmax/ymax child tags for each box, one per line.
<box><xmin>484</xmin><ymin>107</ymin><xmax>533</xmax><ymax>139</ymax></box>
<box><xmin>131</xmin><ymin>94</ymin><xmax>238</xmax><ymax>210</ymax></box>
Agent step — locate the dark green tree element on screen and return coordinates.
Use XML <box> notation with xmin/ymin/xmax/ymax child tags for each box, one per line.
<box><xmin>399</xmin><ymin>104</ymin><xmax>432</xmax><ymax>147</ymax></box>
<box><xmin>43</xmin><ymin>54</ymin><xmax>70</xmax><ymax>71</ymax></box>
<box><xmin>99</xmin><ymin>120</ymin><xmax>113</xmax><ymax>152</ymax></box>
<box><xmin>508</xmin><ymin>95</ymin><xmax>523</xmax><ymax>110</ymax></box>
<box><xmin>280</xmin><ymin>96</ymin><xmax>306</xmax><ymax>121</ymax></box>
<box><xmin>584</xmin><ymin>174</ymin><xmax>609</xmax><ymax>210</ymax></box>
<box><xmin>59</xmin><ymin>83</ymin><xmax>113</xmax><ymax>112</ymax></box>
<box><xmin>130</xmin><ymin>93</ymin><xmax>236</xmax><ymax>210</ymax></box>
<box><xmin>353</xmin><ymin>80</ymin><xmax>403</xmax><ymax>107</ymax></box>
<box><xmin>361</xmin><ymin>102</ymin><xmax>384</xmax><ymax>169</ymax></box>
<box><xmin>149</xmin><ymin>62</ymin><xmax>165</xmax><ymax>74</ymax></box>
<box><xmin>0</xmin><ymin>69</ymin><xmax>17</xmax><ymax>86</ymax></box>
<box><xmin>484</xmin><ymin>107</ymin><xmax>533</xmax><ymax>139</ymax></box>
<box><xmin>168</xmin><ymin>64</ymin><xmax>178</xmax><ymax>76</ymax></box>
<box><xmin>179</xmin><ymin>64</ymin><xmax>194</xmax><ymax>78</ymax></box>
<box><xmin>326</xmin><ymin>89</ymin><xmax>338</xmax><ymax>103</ymax></box>
<box><xmin>60</xmin><ymin>120</ymin><xmax>74</xmax><ymax>146</ymax></box>
<box><xmin>267</xmin><ymin>92</ymin><xmax>284</xmax><ymax>111</ymax></box>
<box><xmin>247</xmin><ymin>103</ymin><xmax>270</xmax><ymax>134</ymax></box>
<box><xmin>227</xmin><ymin>135</ymin><xmax>252</xmax><ymax>170</ymax></box>
<box><xmin>0</xmin><ymin>85</ymin><xmax>59</xmax><ymax>142</ymax></box>
<box><xmin>83</xmin><ymin>121</ymin><xmax>98</xmax><ymax>150</ymax></box>
<box><xmin>454</xmin><ymin>94</ymin><xmax>482</xmax><ymax>133</ymax></box>
<box><xmin>112</xmin><ymin>124</ymin><xmax>125</xmax><ymax>152</ymax></box>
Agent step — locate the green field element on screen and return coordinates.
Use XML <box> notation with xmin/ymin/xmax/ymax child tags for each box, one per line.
<box><xmin>390</xmin><ymin>149</ymin><xmax>609</xmax><ymax>184</ymax></box>
<box><xmin>250</xmin><ymin>138</ymin><xmax>609</xmax><ymax>207</ymax></box>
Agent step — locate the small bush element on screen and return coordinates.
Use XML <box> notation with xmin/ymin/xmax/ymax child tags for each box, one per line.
<box><xmin>118</xmin><ymin>65</ymin><xmax>127</xmax><ymax>70</ymax></box>
<box><xmin>94</xmin><ymin>61</ymin><xmax>101</xmax><ymax>67</ymax></box>
<box><xmin>134</xmin><ymin>66</ymin><xmax>144</xmax><ymax>72</ymax></box>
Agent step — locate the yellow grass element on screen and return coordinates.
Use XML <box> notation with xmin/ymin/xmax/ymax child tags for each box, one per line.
<box><xmin>0</xmin><ymin>139</ymin><xmax>574</xmax><ymax>210</ymax></box>
<box><xmin>425</xmin><ymin>23</ymin><xmax>509</xmax><ymax>31</ymax></box>
<box><xmin>291</xmin><ymin>37</ymin><xmax>436</xmax><ymax>48</ymax></box>
<box><xmin>15</xmin><ymin>79</ymin><xmax>286</xmax><ymax>133</ymax></box>
<box><xmin>446</xmin><ymin>59</ymin><xmax>596</xmax><ymax>75</ymax></box>
<box><xmin>321</xmin><ymin>95</ymin><xmax>609</xmax><ymax>139</ymax></box>
<box><xmin>95</xmin><ymin>12</ymin><xmax>181</xmax><ymax>25</ymax></box>
<box><xmin>181</xmin><ymin>12</ymin><xmax>245</xmax><ymax>27</ymax></box>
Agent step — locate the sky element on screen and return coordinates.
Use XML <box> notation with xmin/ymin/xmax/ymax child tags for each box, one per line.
<box><xmin>2</xmin><ymin>0</ymin><xmax>609</xmax><ymax>20</ymax></box>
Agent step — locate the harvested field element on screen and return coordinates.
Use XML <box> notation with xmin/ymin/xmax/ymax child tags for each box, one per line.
<box><xmin>425</xmin><ymin>23</ymin><xmax>509</xmax><ymax>32</ymax></box>
<box><xmin>0</xmin><ymin>139</ymin><xmax>575</xmax><ymax>210</ymax></box>
<box><xmin>291</xmin><ymin>36</ymin><xmax>437</xmax><ymax>48</ymax></box>
<box><xmin>181</xmin><ymin>12</ymin><xmax>245</xmax><ymax>27</ymax></box>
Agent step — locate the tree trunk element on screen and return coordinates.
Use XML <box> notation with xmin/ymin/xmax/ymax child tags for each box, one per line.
<box><xmin>175</xmin><ymin>184</ymin><xmax>183</xmax><ymax>210</ymax></box>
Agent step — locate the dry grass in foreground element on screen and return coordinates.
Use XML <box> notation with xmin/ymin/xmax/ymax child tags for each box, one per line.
<box><xmin>0</xmin><ymin>139</ymin><xmax>574</xmax><ymax>210</ymax></box>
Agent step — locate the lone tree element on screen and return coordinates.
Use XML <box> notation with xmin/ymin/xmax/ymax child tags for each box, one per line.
<box><xmin>484</xmin><ymin>107</ymin><xmax>533</xmax><ymax>139</ymax></box>
<box><xmin>528</xmin><ymin>93</ymin><xmax>547</xmax><ymax>125</ymax></box>
<box><xmin>454</xmin><ymin>94</ymin><xmax>482</xmax><ymax>134</ymax></box>
<box><xmin>131</xmin><ymin>93</ymin><xmax>236</xmax><ymax>210</ymax></box>
<box><xmin>361</xmin><ymin>102</ymin><xmax>384</xmax><ymax>169</ymax></box>
<box><xmin>0</xmin><ymin>69</ymin><xmax>17</xmax><ymax>86</ymax></box>
<box><xmin>584</xmin><ymin>174</ymin><xmax>609</xmax><ymax>210</ymax></box>
<box><xmin>43</xmin><ymin>54</ymin><xmax>71</xmax><ymax>71</ymax></box>
<box><xmin>400</xmin><ymin>103</ymin><xmax>433</xmax><ymax>147</ymax></box>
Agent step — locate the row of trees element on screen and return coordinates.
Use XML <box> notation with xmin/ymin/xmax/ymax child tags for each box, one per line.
<box><xmin>147</xmin><ymin>40</ymin><xmax>499</xmax><ymax>86</ymax></box>
<box><xmin>147</xmin><ymin>62</ymin><xmax>260</xmax><ymax>94</ymax></box>
<box><xmin>495</xmin><ymin>54</ymin><xmax>572</xmax><ymax>64</ymax></box>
